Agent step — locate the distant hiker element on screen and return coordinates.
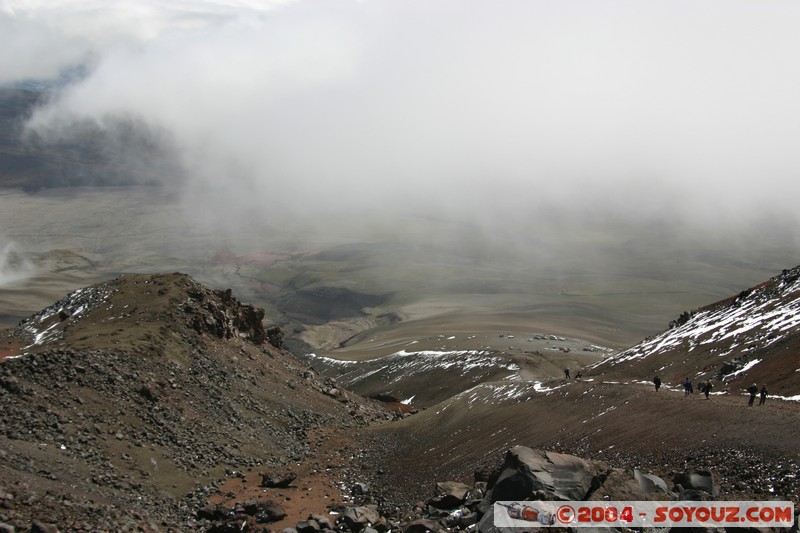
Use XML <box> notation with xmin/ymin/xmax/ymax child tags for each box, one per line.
<box><xmin>759</xmin><ymin>384</ymin><xmax>768</xmax><ymax>406</ymax></box>
<box><xmin>683</xmin><ymin>377</ymin><xmax>691</xmax><ymax>396</ymax></box>
<box><xmin>703</xmin><ymin>381</ymin><xmax>712</xmax><ymax>399</ymax></box>
<box><xmin>575</xmin><ymin>370</ymin><xmax>582</xmax><ymax>381</ymax></box>
<box><xmin>747</xmin><ymin>383</ymin><xmax>758</xmax><ymax>406</ymax></box>
<box><xmin>653</xmin><ymin>376</ymin><xmax>661</xmax><ymax>392</ymax></box>
<box><xmin>564</xmin><ymin>368</ymin><xmax>570</xmax><ymax>380</ymax></box>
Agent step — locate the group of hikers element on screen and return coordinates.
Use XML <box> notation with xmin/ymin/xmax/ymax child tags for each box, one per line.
<box><xmin>652</xmin><ymin>375</ymin><xmax>768</xmax><ymax>406</ymax></box>
<box><xmin>561</xmin><ymin>368</ymin><xmax>770</xmax><ymax>406</ymax></box>
<box><xmin>747</xmin><ymin>382</ymin><xmax>769</xmax><ymax>406</ymax></box>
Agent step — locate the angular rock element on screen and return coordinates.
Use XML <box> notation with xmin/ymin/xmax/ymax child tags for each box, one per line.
<box><xmin>265</xmin><ymin>326</ymin><xmax>284</xmax><ymax>348</ymax></box>
<box><xmin>634</xmin><ymin>468</ymin><xmax>673</xmax><ymax>496</ymax></box>
<box><xmin>311</xmin><ymin>514</ymin><xmax>335</xmax><ymax>529</ymax></box>
<box><xmin>403</xmin><ymin>518</ymin><xmax>443</xmax><ymax>533</ymax></box>
<box><xmin>30</xmin><ymin>521</ymin><xmax>59</xmax><ymax>533</ymax></box>
<box><xmin>428</xmin><ymin>481</ymin><xmax>471</xmax><ymax>510</ymax></box>
<box><xmin>352</xmin><ymin>482</ymin><xmax>370</xmax><ymax>496</ymax></box>
<box><xmin>589</xmin><ymin>468</ymin><xmax>652</xmax><ymax>501</ymax></box>
<box><xmin>295</xmin><ymin>519</ymin><xmax>320</xmax><ymax>533</ymax></box>
<box><xmin>260</xmin><ymin>470</ymin><xmax>297</xmax><ymax>488</ymax></box>
<box><xmin>484</xmin><ymin>446</ymin><xmax>607</xmax><ymax>504</ymax></box>
<box><xmin>197</xmin><ymin>503</ymin><xmax>235</xmax><ymax>521</ymax></box>
<box><xmin>673</xmin><ymin>470</ymin><xmax>717</xmax><ymax>496</ymax></box>
<box><xmin>341</xmin><ymin>506</ymin><xmax>381</xmax><ymax>530</ymax></box>
<box><xmin>243</xmin><ymin>498</ymin><xmax>287</xmax><ymax>522</ymax></box>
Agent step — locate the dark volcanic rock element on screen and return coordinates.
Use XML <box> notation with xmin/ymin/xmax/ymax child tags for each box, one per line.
<box><xmin>0</xmin><ymin>273</ymin><xmax>392</xmax><ymax>531</ymax></box>
<box><xmin>427</xmin><ymin>481</ymin><xmax>471</xmax><ymax>510</ymax></box>
<box><xmin>186</xmin><ymin>285</ymin><xmax>267</xmax><ymax>344</ymax></box>
<box><xmin>260</xmin><ymin>470</ymin><xmax>297</xmax><ymax>488</ymax></box>
<box><xmin>483</xmin><ymin>446</ymin><xmax>608</xmax><ymax>504</ymax></box>
<box><xmin>403</xmin><ymin>518</ymin><xmax>443</xmax><ymax>533</ymax></box>
<box><xmin>340</xmin><ymin>506</ymin><xmax>381</xmax><ymax>530</ymax></box>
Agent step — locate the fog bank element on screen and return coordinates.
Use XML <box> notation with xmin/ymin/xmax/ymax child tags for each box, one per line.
<box><xmin>0</xmin><ymin>240</ymin><xmax>34</xmax><ymax>288</ymax></box>
<box><xmin>4</xmin><ymin>0</ymin><xmax>800</xmax><ymax>243</ymax></box>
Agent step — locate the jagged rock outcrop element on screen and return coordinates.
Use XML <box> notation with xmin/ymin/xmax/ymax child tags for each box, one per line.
<box><xmin>186</xmin><ymin>286</ymin><xmax>267</xmax><ymax>344</ymax></box>
<box><xmin>482</xmin><ymin>446</ymin><xmax>608</xmax><ymax>504</ymax></box>
<box><xmin>0</xmin><ymin>273</ymin><xmax>396</xmax><ymax>531</ymax></box>
<box><xmin>261</xmin><ymin>470</ymin><xmax>297</xmax><ymax>488</ymax></box>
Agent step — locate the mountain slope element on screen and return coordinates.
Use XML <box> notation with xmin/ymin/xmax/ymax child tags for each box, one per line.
<box><xmin>359</xmin><ymin>377</ymin><xmax>800</xmax><ymax>509</ymax></box>
<box><xmin>337</xmin><ymin>267</ymin><xmax>800</xmax><ymax>509</ymax></box>
<box><xmin>588</xmin><ymin>265</ymin><xmax>800</xmax><ymax>396</ymax></box>
<box><xmin>2</xmin><ymin>267</ymin><xmax>800</xmax><ymax>530</ymax></box>
<box><xmin>0</xmin><ymin>273</ymin><xmax>391</xmax><ymax>530</ymax></box>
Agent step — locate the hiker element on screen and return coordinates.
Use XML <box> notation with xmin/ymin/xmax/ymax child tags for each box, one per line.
<box><xmin>703</xmin><ymin>381</ymin><xmax>712</xmax><ymax>399</ymax></box>
<box><xmin>747</xmin><ymin>383</ymin><xmax>758</xmax><ymax>406</ymax></box>
<box><xmin>653</xmin><ymin>376</ymin><xmax>661</xmax><ymax>391</ymax></box>
<box><xmin>759</xmin><ymin>384</ymin><xmax>768</xmax><ymax>405</ymax></box>
<box><xmin>564</xmin><ymin>368</ymin><xmax>570</xmax><ymax>380</ymax></box>
<box><xmin>575</xmin><ymin>370</ymin><xmax>582</xmax><ymax>381</ymax></box>
<box><xmin>683</xmin><ymin>377</ymin><xmax>691</xmax><ymax>396</ymax></box>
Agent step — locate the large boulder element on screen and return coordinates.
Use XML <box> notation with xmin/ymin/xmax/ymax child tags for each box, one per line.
<box><xmin>673</xmin><ymin>470</ymin><xmax>717</xmax><ymax>497</ymax></box>
<box><xmin>341</xmin><ymin>506</ymin><xmax>381</xmax><ymax>531</ymax></box>
<box><xmin>428</xmin><ymin>481</ymin><xmax>472</xmax><ymax>510</ymax></box>
<box><xmin>260</xmin><ymin>470</ymin><xmax>297</xmax><ymax>488</ymax></box>
<box><xmin>483</xmin><ymin>446</ymin><xmax>608</xmax><ymax>505</ymax></box>
<box><xmin>634</xmin><ymin>468</ymin><xmax>673</xmax><ymax>496</ymax></box>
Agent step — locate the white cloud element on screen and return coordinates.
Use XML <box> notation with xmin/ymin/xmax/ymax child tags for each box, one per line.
<box><xmin>0</xmin><ymin>239</ymin><xmax>35</xmax><ymax>288</ymax></box>
<box><xmin>6</xmin><ymin>0</ymin><xmax>800</xmax><ymax>232</ymax></box>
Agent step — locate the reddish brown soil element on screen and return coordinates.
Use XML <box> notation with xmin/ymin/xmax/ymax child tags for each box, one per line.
<box><xmin>208</xmin><ymin>428</ymin><xmax>359</xmax><ymax>530</ymax></box>
<box><xmin>0</xmin><ymin>339</ymin><xmax>22</xmax><ymax>361</ymax></box>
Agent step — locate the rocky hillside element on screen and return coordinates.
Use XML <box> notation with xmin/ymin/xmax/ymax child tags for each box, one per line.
<box><xmin>305</xmin><ymin>349</ymin><xmax>521</xmax><ymax>408</ymax></box>
<box><xmin>589</xmin><ymin>265</ymin><xmax>800</xmax><ymax>397</ymax></box>
<box><xmin>2</xmin><ymin>269</ymin><xmax>800</xmax><ymax>532</ymax></box>
<box><xmin>326</xmin><ymin>267</ymin><xmax>800</xmax><ymax>516</ymax></box>
<box><xmin>0</xmin><ymin>273</ymin><xmax>393</xmax><ymax>530</ymax></box>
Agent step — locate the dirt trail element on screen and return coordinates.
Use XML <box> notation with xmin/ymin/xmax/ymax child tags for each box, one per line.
<box><xmin>355</xmin><ymin>376</ymin><xmax>800</xmax><ymax>509</ymax></box>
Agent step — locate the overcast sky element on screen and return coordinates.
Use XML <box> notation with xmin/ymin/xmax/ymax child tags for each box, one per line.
<box><xmin>3</xmin><ymin>0</ymin><xmax>800</xmax><ymax>236</ymax></box>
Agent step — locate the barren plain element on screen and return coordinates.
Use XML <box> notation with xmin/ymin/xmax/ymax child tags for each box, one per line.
<box><xmin>3</xmin><ymin>185</ymin><xmax>795</xmax><ymax>362</ymax></box>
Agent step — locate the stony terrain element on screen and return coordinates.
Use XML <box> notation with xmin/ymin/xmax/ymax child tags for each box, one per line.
<box><xmin>1</xmin><ymin>270</ymin><xmax>799</xmax><ymax>531</ymax></box>
<box><xmin>0</xmin><ymin>273</ymin><xmax>395</xmax><ymax>530</ymax></box>
<box><xmin>591</xmin><ymin>265</ymin><xmax>800</xmax><ymax>397</ymax></box>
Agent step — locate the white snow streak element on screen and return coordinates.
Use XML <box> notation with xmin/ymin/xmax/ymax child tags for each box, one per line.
<box><xmin>593</xmin><ymin>274</ymin><xmax>800</xmax><ymax>371</ymax></box>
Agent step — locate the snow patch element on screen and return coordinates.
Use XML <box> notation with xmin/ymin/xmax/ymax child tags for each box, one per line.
<box><xmin>19</xmin><ymin>285</ymin><xmax>114</xmax><ymax>354</ymax></box>
<box><xmin>590</xmin><ymin>272</ymin><xmax>800</xmax><ymax>368</ymax></box>
<box><xmin>723</xmin><ymin>359</ymin><xmax>762</xmax><ymax>380</ymax></box>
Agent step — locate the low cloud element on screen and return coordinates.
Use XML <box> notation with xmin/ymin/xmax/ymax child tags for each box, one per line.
<box><xmin>5</xmin><ymin>0</ymin><xmax>800</xmax><ymax>244</ymax></box>
<box><xmin>0</xmin><ymin>240</ymin><xmax>35</xmax><ymax>288</ymax></box>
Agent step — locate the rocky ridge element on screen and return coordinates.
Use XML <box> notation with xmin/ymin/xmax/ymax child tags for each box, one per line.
<box><xmin>1</xmin><ymin>271</ymin><xmax>800</xmax><ymax>531</ymax></box>
<box><xmin>0</xmin><ymin>273</ymin><xmax>394</xmax><ymax>530</ymax></box>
